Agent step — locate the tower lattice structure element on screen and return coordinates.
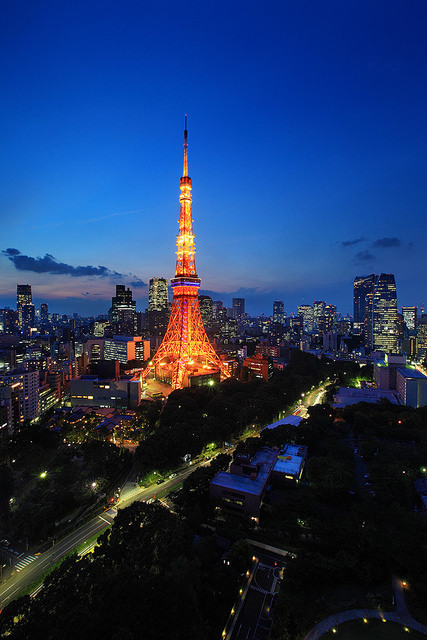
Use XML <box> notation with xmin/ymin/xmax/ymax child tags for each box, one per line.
<box><xmin>142</xmin><ymin>118</ymin><xmax>230</xmax><ymax>390</ymax></box>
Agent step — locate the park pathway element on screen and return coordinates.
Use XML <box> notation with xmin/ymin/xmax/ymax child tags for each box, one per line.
<box><xmin>303</xmin><ymin>576</ymin><xmax>427</xmax><ymax>639</ymax></box>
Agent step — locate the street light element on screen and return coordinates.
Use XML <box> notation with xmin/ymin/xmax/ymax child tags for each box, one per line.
<box><xmin>40</xmin><ymin>471</ymin><xmax>47</xmax><ymax>479</ymax></box>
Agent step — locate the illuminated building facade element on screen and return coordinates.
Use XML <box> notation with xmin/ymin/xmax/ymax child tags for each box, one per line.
<box><xmin>147</xmin><ymin>277</ymin><xmax>170</xmax><ymax>336</ymax></box>
<box><xmin>109</xmin><ymin>285</ymin><xmax>137</xmax><ymax>336</ymax></box>
<box><xmin>402</xmin><ymin>306</ymin><xmax>417</xmax><ymax>332</ymax></box>
<box><xmin>372</xmin><ymin>273</ymin><xmax>398</xmax><ymax>352</ymax></box>
<box><xmin>142</xmin><ymin>118</ymin><xmax>230</xmax><ymax>390</ymax></box>
<box><xmin>232</xmin><ymin>298</ymin><xmax>245</xmax><ymax>320</ymax></box>
<box><xmin>297</xmin><ymin>304</ymin><xmax>314</xmax><ymax>332</ymax></box>
<box><xmin>273</xmin><ymin>300</ymin><xmax>285</xmax><ymax>325</ymax></box>
<box><xmin>17</xmin><ymin>284</ymin><xmax>35</xmax><ymax>336</ymax></box>
<box><xmin>199</xmin><ymin>295</ymin><xmax>213</xmax><ymax>330</ymax></box>
<box><xmin>148</xmin><ymin>277</ymin><xmax>169</xmax><ymax>311</ymax></box>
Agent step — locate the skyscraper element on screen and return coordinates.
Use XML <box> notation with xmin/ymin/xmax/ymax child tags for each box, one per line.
<box><xmin>232</xmin><ymin>298</ymin><xmax>245</xmax><ymax>320</ymax></box>
<box><xmin>372</xmin><ymin>273</ymin><xmax>398</xmax><ymax>352</ymax></box>
<box><xmin>109</xmin><ymin>285</ymin><xmax>137</xmax><ymax>336</ymax></box>
<box><xmin>298</xmin><ymin>305</ymin><xmax>314</xmax><ymax>332</ymax></box>
<box><xmin>273</xmin><ymin>300</ymin><xmax>284</xmax><ymax>324</ymax></box>
<box><xmin>402</xmin><ymin>306</ymin><xmax>417</xmax><ymax>332</ymax></box>
<box><xmin>142</xmin><ymin>118</ymin><xmax>230</xmax><ymax>389</ymax></box>
<box><xmin>313</xmin><ymin>301</ymin><xmax>326</xmax><ymax>329</ymax></box>
<box><xmin>148</xmin><ymin>277</ymin><xmax>169</xmax><ymax>311</ymax></box>
<box><xmin>354</xmin><ymin>274</ymin><xmax>375</xmax><ymax>327</ymax></box>
<box><xmin>199</xmin><ymin>295</ymin><xmax>213</xmax><ymax>330</ymax></box>
<box><xmin>17</xmin><ymin>284</ymin><xmax>35</xmax><ymax>335</ymax></box>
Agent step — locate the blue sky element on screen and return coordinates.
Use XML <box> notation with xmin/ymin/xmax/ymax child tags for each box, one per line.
<box><xmin>1</xmin><ymin>1</ymin><xmax>426</xmax><ymax>316</ymax></box>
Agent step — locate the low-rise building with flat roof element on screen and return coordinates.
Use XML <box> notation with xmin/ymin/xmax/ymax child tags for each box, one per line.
<box><xmin>271</xmin><ymin>444</ymin><xmax>307</xmax><ymax>483</ymax></box>
<box><xmin>396</xmin><ymin>367</ymin><xmax>427</xmax><ymax>408</ymax></box>
<box><xmin>333</xmin><ymin>386</ymin><xmax>399</xmax><ymax>407</ymax></box>
<box><xmin>210</xmin><ymin>447</ymin><xmax>279</xmax><ymax>520</ymax></box>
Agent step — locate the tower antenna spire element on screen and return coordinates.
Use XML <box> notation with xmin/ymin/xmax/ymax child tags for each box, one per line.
<box><xmin>183</xmin><ymin>114</ymin><xmax>188</xmax><ymax>177</ymax></box>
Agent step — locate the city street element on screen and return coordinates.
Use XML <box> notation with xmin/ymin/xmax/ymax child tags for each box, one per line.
<box><xmin>0</xmin><ymin>461</ymin><xmax>200</xmax><ymax>611</ymax></box>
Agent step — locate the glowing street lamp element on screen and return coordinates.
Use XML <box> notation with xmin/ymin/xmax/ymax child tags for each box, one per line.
<box><xmin>40</xmin><ymin>471</ymin><xmax>47</xmax><ymax>479</ymax></box>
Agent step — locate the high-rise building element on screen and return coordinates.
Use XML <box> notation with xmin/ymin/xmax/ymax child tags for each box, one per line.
<box><xmin>417</xmin><ymin>317</ymin><xmax>427</xmax><ymax>359</ymax></box>
<box><xmin>212</xmin><ymin>300</ymin><xmax>224</xmax><ymax>321</ymax></box>
<box><xmin>402</xmin><ymin>306</ymin><xmax>417</xmax><ymax>332</ymax></box>
<box><xmin>142</xmin><ymin>118</ymin><xmax>230</xmax><ymax>389</ymax></box>
<box><xmin>109</xmin><ymin>285</ymin><xmax>137</xmax><ymax>336</ymax></box>
<box><xmin>372</xmin><ymin>273</ymin><xmax>398</xmax><ymax>352</ymax></box>
<box><xmin>17</xmin><ymin>284</ymin><xmax>35</xmax><ymax>335</ymax></box>
<box><xmin>298</xmin><ymin>305</ymin><xmax>314</xmax><ymax>332</ymax></box>
<box><xmin>313</xmin><ymin>301</ymin><xmax>326</xmax><ymax>329</ymax></box>
<box><xmin>199</xmin><ymin>295</ymin><xmax>213</xmax><ymax>330</ymax></box>
<box><xmin>0</xmin><ymin>309</ymin><xmax>17</xmax><ymax>334</ymax></box>
<box><xmin>354</xmin><ymin>275</ymin><xmax>375</xmax><ymax>326</ymax></box>
<box><xmin>147</xmin><ymin>277</ymin><xmax>170</xmax><ymax>336</ymax></box>
<box><xmin>232</xmin><ymin>298</ymin><xmax>245</xmax><ymax>320</ymax></box>
<box><xmin>40</xmin><ymin>303</ymin><xmax>49</xmax><ymax>322</ymax></box>
<box><xmin>17</xmin><ymin>284</ymin><xmax>32</xmax><ymax>308</ymax></box>
<box><xmin>273</xmin><ymin>301</ymin><xmax>284</xmax><ymax>325</ymax></box>
<box><xmin>148</xmin><ymin>277</ymin><xmax>169</xmax><ymax>311</ymax></box>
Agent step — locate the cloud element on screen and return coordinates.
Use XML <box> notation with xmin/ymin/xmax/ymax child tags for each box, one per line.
<box><xmin>130</xmin><ymin>279</ymin><xmax>147</xmax><ymax>288</ymax></box>
<box><xmin>372</xmin><ymin>237</ymin><xmax>402</xmax><ymax>248</ymax></box>
<box><xmin>342</xmin><ymin>237</ymin><xmax>364</xmax><ymax>247</ymax></box>
<box><xmin>355</xmin><ymin>250</ymin><xmax>375</xmax><ymax>262</ymax></box>
<box><xmin>2</xmin><ymin>248</ymin><xmax>146</xmax><ymax>287</ymax></box>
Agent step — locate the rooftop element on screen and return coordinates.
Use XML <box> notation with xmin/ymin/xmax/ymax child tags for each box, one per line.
<box><xmin>333</xmin><ymin>387</ymin><xmax>399</xmax><ymax>407</ymax></box>
<box><xmin>397</xmin><ymin>367</ymin><xmax>427</xmax><ymax>380</ymax></box>
<box><xmin>210</xmin><ymin>447</ymin><xmax>278</xmax><ymax>496</ymax></box>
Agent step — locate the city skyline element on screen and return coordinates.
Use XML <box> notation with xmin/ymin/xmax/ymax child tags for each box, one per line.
<box><xmin>1</xmin><ymin>2</ymin><xmax>426</xmax><ymax>315</ymax></box>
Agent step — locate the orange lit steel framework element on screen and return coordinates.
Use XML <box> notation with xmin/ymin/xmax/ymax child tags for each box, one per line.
<box><xmin>142</xmin><ymin>117</ymin><xmax>230</xmax><ymax>390</ymax></box>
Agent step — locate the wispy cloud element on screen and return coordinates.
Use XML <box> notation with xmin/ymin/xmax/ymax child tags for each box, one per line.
<box><xmin>372</xmin><ymin>237</ymin><xmax>402</xmax><ymax>248</ymax></box>
<box><xmin>342</xmin><ymin>237</ymin><xmax>365</xmax><ymax>247</ymax></box>
<box><xmin>31</xmin><ymin>208</ymin><xmax>144</xmax><ymax>230</ymax></box>
<box><xmin>2</xmin><ymin>248</ymin><xmax>146</xmax><ymax>287</ymax></box>
<box><xmin>355</xmin><ymin>250</ymin><xmax>375</xmax><ymax>262</ymax></box>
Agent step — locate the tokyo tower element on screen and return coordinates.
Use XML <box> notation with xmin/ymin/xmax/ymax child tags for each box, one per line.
<box><xmin>142</xmin><ymin>117</ymin><xmax>230</xmax><ymax>390</ymax></box>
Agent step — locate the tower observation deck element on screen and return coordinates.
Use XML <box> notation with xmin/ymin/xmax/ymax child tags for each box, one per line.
<box><xmin>142</xmin><ymin>118</ymin><xmax>230</xmax><ymax>390</ymax></box>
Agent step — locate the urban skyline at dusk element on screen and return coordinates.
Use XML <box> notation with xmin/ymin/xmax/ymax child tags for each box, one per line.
<box><xmin>1</xmin><ymin>1</ymin><xmax>426</xmax><ymax>316</ymax></box>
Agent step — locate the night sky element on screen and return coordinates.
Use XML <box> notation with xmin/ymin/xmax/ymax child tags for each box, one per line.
<box><xmin>1</xmin><ymin>1</ymin><xmax>426</xmax><ymax>317</ymax></box>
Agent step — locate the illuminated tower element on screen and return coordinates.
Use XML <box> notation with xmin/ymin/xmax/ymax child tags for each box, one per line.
<box><xmin>142</xmin><ymin>118</ymin><xmax>230</xmax><ymax>390</ymax></box>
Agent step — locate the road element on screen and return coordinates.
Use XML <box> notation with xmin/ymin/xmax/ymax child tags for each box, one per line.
<box><xmin>0</xmin><ymin>462</ymin><xmax>200</xmax><ymax>611</ymax></box>
<box><xmin>296</xmin><ymin>384</ymin><xmax>328</xmax><ymax>418</ymax></box>
<box><xmin>302</xmin><ymin>576</ymin><xmax>427</xmax><ymax>639</ymax></box>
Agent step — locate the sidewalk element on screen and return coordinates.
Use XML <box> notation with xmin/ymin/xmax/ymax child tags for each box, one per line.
<box><xmin>303</xmin><ymin>576</ymin><xmax>427</xmax><ymax>639</ymax></box>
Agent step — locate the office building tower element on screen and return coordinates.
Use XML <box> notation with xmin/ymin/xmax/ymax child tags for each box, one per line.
<box><xmin>372</xmin><ymin>273</ymin><xmax>398</xmax><ymax>352</ymax></box>
<box><xmin>297</xmin><ymin>305</ymin><xmax>314</xmax><ymax>332</ymax></box>
<box><xmin>212</xmin><ymin>301</ymin><xmax>224</xmax><ymax>322</ymax></box>
<box><xmin>232</xmin><ymin>298</ymin><xmax>245</xmax><ymax>320</ymax></box>
<box><xmin>0</xmin><ymin>309</ymin><xmax>17</xmax><ymax>334</ymax></box>
<box><xmin>354</xmin><ymin>275</ymin><xmax>375</xmax><ymax>326</ymax></box>
<box><xmin>109</xmin><ymin>285</ymin><xmax>137</xmax><ymax>336</ymax></box>
<box><xmin>17</xmin><ymin>284</ymin><xmax>35</xmax><ymax>335</ymax></box>
<box><xmin>40</xmin><ymin>303</ymin><xmax>48</xmax><ymax>321</ymax></box>
<box><xmin>417</xmin><ymin>317</ymin><xmax>427</xmax><ymax>359</ymax></box>
<box><xmin>199</xmin><ymin>295</ymin><xmax>213</xmax><ymax>330</ymax></box>
<box><xmin>148</xmin><ymin>277</ymin><xmax>169</xmax><ymax>311</ymax></box>
<box><xmin>17</xmin><ymin>284</ymin><xmax>32</xmax><ymax>308</ymax></box>
<box><xmin>147</xmin><ymin>278</ymin><xmax>170</xmax><ymax>336</ymax></box>
<box><xmin>402</xmin><ymin>306</ymin><xmax>417</xmax><ymax>332</ymax></box>
<box><xmin>313</xmin><ymin>301</ymin><xmax>326</xmax><ymax>329</ymax></box>
<box><xmin>273</xmin><ymin>301</ymin><xmax>284</xmax><ymax>325</ymax></box>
